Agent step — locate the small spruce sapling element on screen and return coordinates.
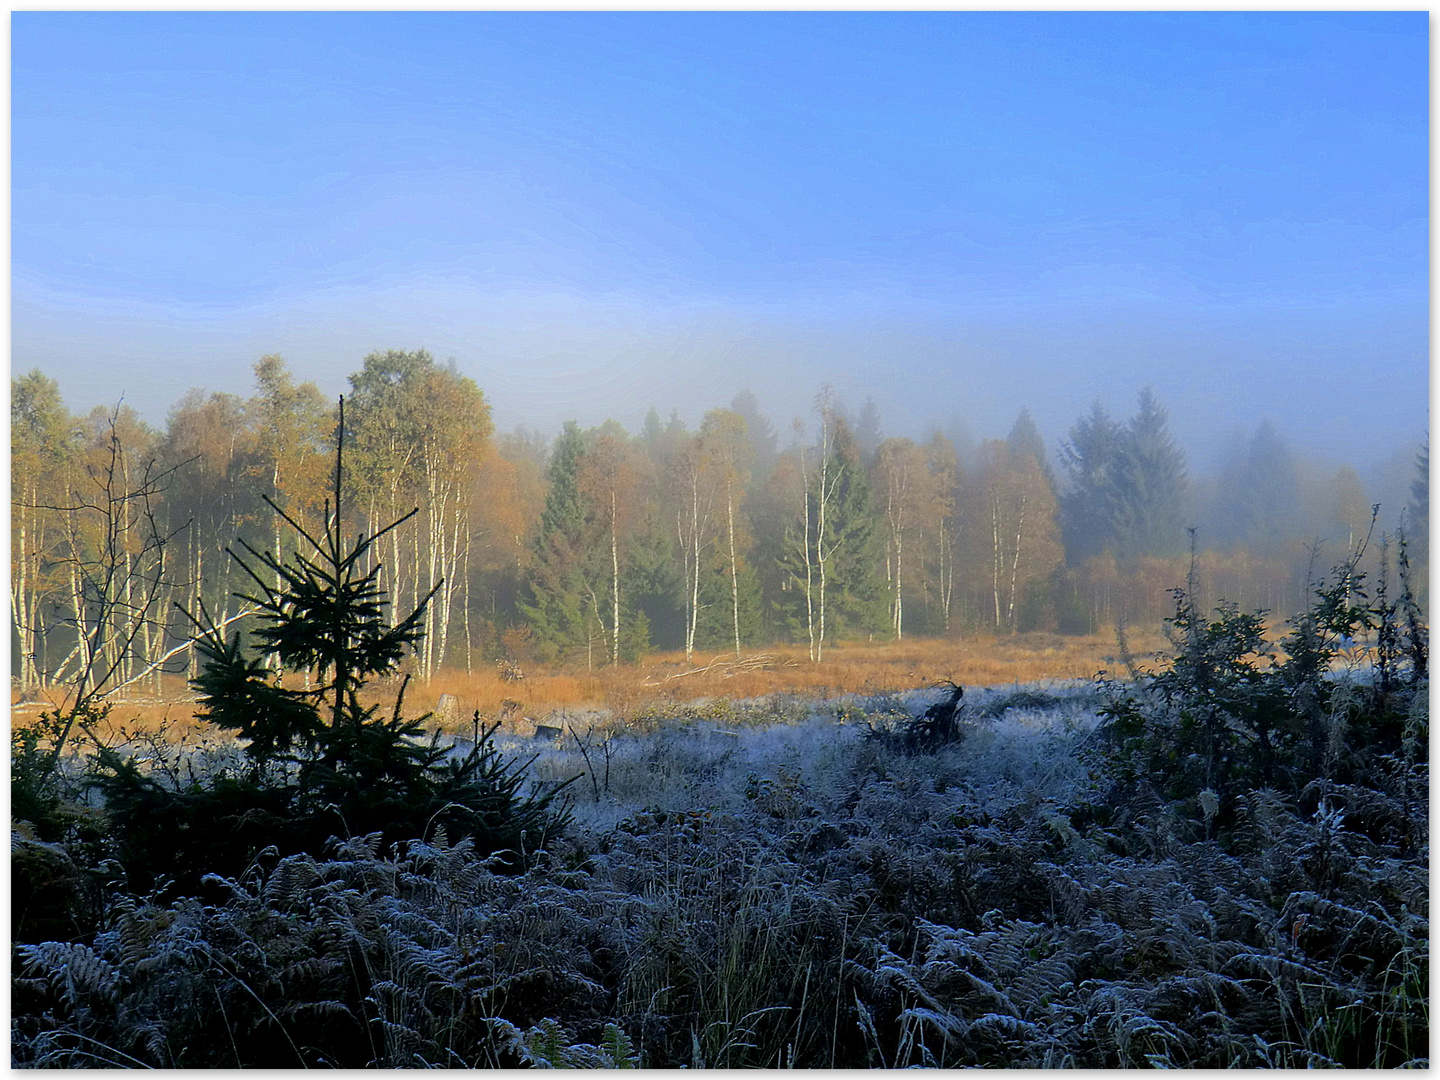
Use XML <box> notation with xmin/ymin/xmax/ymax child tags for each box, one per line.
<box><xmin>185</xmin><ymin>396</ymin><xmax>437</xmax><ymax>795</ymax></box>
<box><xmin>102</xmin><ymin>399</ymin><xmax>571</xmax><ymax>891</ymax></box>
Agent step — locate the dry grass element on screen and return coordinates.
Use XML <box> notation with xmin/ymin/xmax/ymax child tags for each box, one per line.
<box><xmin>423</xmin><ymin>630</ymin><xmax>1165</xmax><ymax>730</ymax></box>
<box><xmin>12</xmin><ymin>630</ymin><xmax>1166</xmax><ymax>743</ymax></box>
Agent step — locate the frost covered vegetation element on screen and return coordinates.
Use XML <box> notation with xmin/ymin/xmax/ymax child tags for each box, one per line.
<box><xmin>14</xmin><ymin>673</ymin><xmax>1428</xmax><ymax>1067</ymax></box>
<box><xmin>12</xmin><ymin>449</ymin><xmax>1429</xmax><ymax>1067</ymax></box>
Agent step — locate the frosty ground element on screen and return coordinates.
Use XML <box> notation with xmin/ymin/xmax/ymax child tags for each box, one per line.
<box><xmin>17</xmin><ymin>672</ymin><xmax>1424</xmax><ymax>1068</ymax></box>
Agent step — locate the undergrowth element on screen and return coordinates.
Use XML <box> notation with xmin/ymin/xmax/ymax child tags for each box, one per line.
<box><xmin>11</xmin><ymin>529</ymin><xmax>1428</xmax><ymax>1067</ymax></box>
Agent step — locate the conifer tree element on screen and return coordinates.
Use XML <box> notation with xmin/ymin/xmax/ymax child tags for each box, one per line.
<box><xmin>853</xmin><ymin>397</ymin><xmax>883</xmax><ymax>467</ymax></box>
<box><xmin>1408</xmin><ymin>437</ymin><xmax>1428</xmax><ymax>573</ymax></box>
<box><xmin>521</xmin><ymin>422</ymin><xmax>600</xmax><ymax>663</ymax></box>
<box><xmin>1058</xmin><ymin>401</ymin><xmax>1124</xmax><ymax>563</ymax></box>
<box><xmin>1060</xmin><ymin>390</ymin><xmax>1188</xmax><ymax>563</ymax></box>
<box><xmin>730</xmin><ymin>388</ymin><xmax>779</xmax><ymax>481</ymax></box>
<box><xmin>193</xmin><ymin>398</ymin><xmax>434</xmax><ymax>771</ymax></box>
<box><xmin>1006</xmin><ymin>407</ymin><xmax>1055</xmax><ymax>492</ymax></box>
<box><xmin>100</xmin><ymin>399</ymin><xmax>570</xmax><ymax>891</ymax></box>
<box><xmin>1210</xmin><ymin>418</ymin><xmax>1300</xmax><ymax>553</ymax></box>
<box><xmin>820</xmin><ymin>422</ymin><xmax>886</xmax><ymax>638</ymax></box>
<box><xmin>1111</xmin><ymin>387</ymin><xmax>1189</xmax><ymax>560</ymax></box>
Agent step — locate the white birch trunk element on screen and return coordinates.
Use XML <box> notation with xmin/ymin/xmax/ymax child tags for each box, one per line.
<box><xmin>799</xmin><ymin>446</ymin><xmax>816</xmax><ymax>663</ymax></box>
<box><xmin>727</xmin><ymin>484</ymin><xmax>740</xmax><ymax>659</ymax></box>
<box><xmin>815</xmin><ymin>419</ymin><xmax>830</xmax><ymax>663</ymax></box>
<box><xmin>1006</xmin><ymin>493</ymin><xmax>1026</xmax><ymax>631</ymax></box>
<box><xmin>611</xmin><ymin>488</ymin><xmax>621</xmax><ymax>666</ymax></box>
<box><xmin>991</xmin><ymin>490</ymin><xmax>1003</xmax><ymax>631</ymax></box>
<box><xmin>688</xmin><ymin>470</ymin><xmax>701</xmax><ymax>662</ymax></box>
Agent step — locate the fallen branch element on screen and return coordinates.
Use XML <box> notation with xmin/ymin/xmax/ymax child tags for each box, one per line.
<box><xmin>105</xmin><ymin>608</ymin><xmax>258</xmax><ymax>698</ymax></box>
<box><xmin>642</xmin><ymin>653</ymin><xmax>797</xmax><ymax>686</ymax></box>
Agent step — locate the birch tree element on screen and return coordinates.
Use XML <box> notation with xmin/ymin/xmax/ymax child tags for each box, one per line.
<box><xmin>873</xmin><ymin>437</ymin><xmax>928</xmax><ymax>640</ymax></box>
<box><xmin>923</xmin><ymin>432</ymin><xmax>960</xmax><ymax>635</ymax></box>
<box><xmin>966</xmin><ymin>440</ymin><xmax>1063</xmax><ymax>633</ymax></box>
<box><xmin>813</xmin><ymin>393</ymin><xmax>838</xmax><ymax>658</ymax></box>
<box><xmin>347</xmin><ymin>350</ymin><xmax>492</xmax><ymax>678</ymax></box>
<box><xmin>786</xmin><ymin>420</ymin><xmax>819</xmax><ymax>660</ymax></box>
<box><xmin>11</xmin><ymin>371</ymin><xmax>78</xmax><ymax>693</ymax></box>
<box><xmin>699</xmin><ymin>408</ymin><xmax>753</xmax><ymax>658</ymax></box>
<box><xmin>413</xmin><ymin>365</ymin><xmax>492</xmax><ymax>674</ymax></box>
<box><xmin>44</xmin><ymin>405</ymin><xmax>189</xmax><ymax>739</ymax></box>
<box><xmin>577</xmin><ymin>427</ymin><xmax>642</xmax><ymax>665</ymax></box>
<box><xmin>669</xmin><ymin>428</ymin><xmax>724</xmax><ymax>663</ymax></box>
<box><xmin>348</xmin><ymin>351</ymin><xmax>428</xmax><ymax>628</ymax></box>
<box><xmin>161</xmin><ymin>389</ymin><xmax>261</xmax><ymax>678</ymax></box>
<box><xmin>248</xmin><ymin>356</ymin><xmax>330</xmax><ymax>586</ymax></box>
<box><xmin>779</xmin><ymin>396</ymin><xmax>884</xmax><ymax>658</ymax></box>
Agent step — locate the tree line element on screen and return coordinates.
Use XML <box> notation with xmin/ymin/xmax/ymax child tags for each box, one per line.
<box><xmin>10</xmin><ymin>351</ymin><xmax>1428</xmax><ymax>693</ymax></box>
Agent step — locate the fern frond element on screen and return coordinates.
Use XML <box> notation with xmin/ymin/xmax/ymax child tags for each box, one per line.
<box><xmin>18</xmin><ymin>942</ymin><xmax>121</xmax><ymax>1007</ymax></box>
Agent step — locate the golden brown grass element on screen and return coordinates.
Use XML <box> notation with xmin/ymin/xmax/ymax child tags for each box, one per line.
<box><xmin>423</xmin><ymin>629</ymin><xmax>1165</xmax><ymax>730</ymax></box>
<box><xmin>13</xmin><ymin>629</ymin><xmax>1164</xmax><ymax>743</ymax></box>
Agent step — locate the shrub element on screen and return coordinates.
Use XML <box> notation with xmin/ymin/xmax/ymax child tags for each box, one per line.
<box><xmin>1099</xmin><ymin>526</ymin><xmax>1427</xmax><ymax>820</ymax></box>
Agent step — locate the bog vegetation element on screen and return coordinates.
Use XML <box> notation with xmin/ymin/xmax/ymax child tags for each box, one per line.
<box><xmin>10</xmin><ymin>398</ymin><xmax>1429</xmax><ymax>1067</ymax></box>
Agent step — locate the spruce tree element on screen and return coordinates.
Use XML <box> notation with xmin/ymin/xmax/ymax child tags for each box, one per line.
<box><xmin>1061</xmin><ymin>390</ymin><xmax>1188</xmax><ymax>563</ymax></box>
<box><xmin>1006</xmin><ymin>407</ymin><xmax>1055</xmax><ymax>491</ymax></box>
<box><xmin>820</xmin><ymin>425</ymin><xmax>887</xmax><ymax>637</ymax></box>
<box><xmin>1210</xmin><ymin>418</ymin><xmax>1301</xmax><ymax>553</ymax></box>
<box><xmin>1058</xmin><ymin>401</ymin><xmax>1124</xmax><ymax>562</ymax></box>
<box><xmin>100</xmin><ymin>399</ymin><xmax>570</xmax><ymax>892</ymax></box>
<box><xmin>730</xmin><ymin>388</ymin><xmax>779</xmax><ymax>480</ymax></box>
<box><xmin>195</xmin><ymin>397</ymin><xmax>435</xmax><ymax>777</ymax></box>
<box><xmin>521</xmin><ymin>422</ymin><xmax>600</xmax><ymax>662</ymax></box>
<box><xmin>1408</xmin><ymin>437</ymin><xmax>1428</xmax><ymax>570</ymax></box>
<box><xmin>1112</xmin><ymin>387</ymin><xmax>1189</xmax><ymax>560</ymax></box>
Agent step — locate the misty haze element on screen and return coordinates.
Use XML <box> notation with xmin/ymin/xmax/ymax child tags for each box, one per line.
<box><xmin>12</xmin><ymin>12</ymin><xmax>1430</xmax><ymax>1070</ymax></box>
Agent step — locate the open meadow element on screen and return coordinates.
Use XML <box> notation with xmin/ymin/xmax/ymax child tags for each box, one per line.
<box><xmin>13</xmin><ymin>630</ymin><xmax>1162</xmax><ymax>746</ymax></box>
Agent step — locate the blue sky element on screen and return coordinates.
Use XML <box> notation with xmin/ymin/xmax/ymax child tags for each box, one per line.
<box><xmin>11</xmin><ymin>12</ymin><xmax>1429</xmax><ymax>473</ymax></box>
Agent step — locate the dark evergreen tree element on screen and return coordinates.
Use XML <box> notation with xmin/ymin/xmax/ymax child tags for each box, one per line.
<box><xmin>821</xmin><ymin>427</ymin><xmax>887</xmax><ymax>637</ymax></box>
<box><xmin>730</xmin><ymin>388</ymin><xmax>779</xmax><ymax>480</ymax></box>
<box><xmin>520</xmin><ymin>422</ymin><xmax>597</xmax><ymax>663</ymax></box>
<box><xmin>1111</xmin><ymin>388</ymin><xmax>1190</xmax><ymax>560</ymax></box>
<box><xmin>1059</xmin><ymin>391</ymin><xmax>1188</xmax><ymax>562</ymax></box>
<box><xmin>539</xmin><ymin>421</ymin><xmax>586</xmax><ymax>544</ymax></box>
<box><xmin>694</xmin><ymin>556</ymin><xmax>764</xmax><ymax>650</ymax></box>
<box><xmin>1408</xmin><ymin>436</ymin><xmax>1428</xmax><ymax>569</ymax></box>
<box><xmin>625</xmin><ymin>510</ymin><xmax>686</xmax><ymax>651</ymax></box>
<box><xmin>854</xmin><ymin>397</ymin><xmax>883</xmax><ymax>468</ymax></box>
<box><xmin>1058</xmin><ymin>401</ymin><xmax>1125</xmax><ymax>562</ymax></box>
<box><xmin>640</xmin><ymin>405</ymin><xmax>665</xmax><ymax>454</ymax></box>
